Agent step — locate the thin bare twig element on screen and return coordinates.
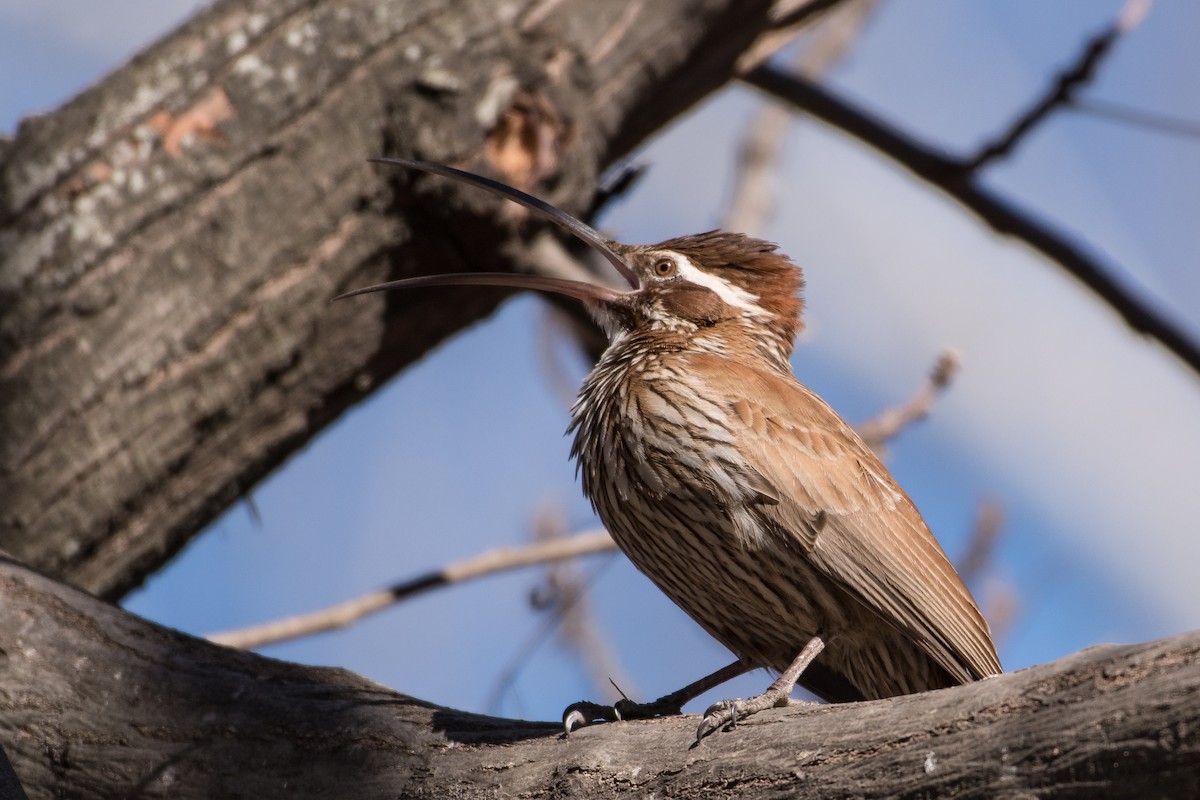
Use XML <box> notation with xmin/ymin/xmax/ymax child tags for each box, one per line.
<box><xmin>722</xmin><ymin>100</ymin><xmax>793</xmax><ymax>236</ymax></box>
<box><xmin>957</xmin><ymin>498</ymin><xmax>1005</xmax><ymax>587</ymax></box>
<box><xmin>486</xmin><ymin>552</ymin><xmax>625</xmax><ymax>716</ymax></box>
<box><xmin>956</xmin><ymin>499</ymin><xmax>1019</xmax><ymax>644</ymax></box>
<box><xmin>488</xmin><ymin>507</ymin><xmax>632</xmax><ymax>714</ymax></box>
<box><xmin>485</xmin><ymin>569</ymin><xmax>585</xmax><ymax>717</ymax></box>
<box><xmin>856</xmin><ymin>350</ymin><xmax>960</xmax><ymax>455</ymax></box>
<box><xmin>735</xmin><ymin>0</ymin><xmax>849</xmax><ymax>73</ymax></box>
<box><xmin>963</xmin><ymin>0</ymin><xmax>1152</xmax><ymax>171</ymax></box>
<box><xmin>724</xmin><ymin>0</ymin><xmax>878</xmax><ymax>234</ymax></box>
<box><xmin>207</xmin><ymin>529</ymin><xmax>617</xmax><ymax>649</ymax></box>
<box><xmin>585</xmin><ymin>161</ymin><xmax>647</xmax><ymax>221</ymax></box>
<box><xmin>538</xmin><ymin>507</ymin><xmax>635</xmax><ymax>703</ymax></box>
<box><xmin>982</xmin><ymin>579</ymin><xmax>1020</xmax><ymax>646</ymax></box>
<box><xmin>741</xmin><ymin>66</ymin><xmax>1200</xmax><ymax>381</ymax></box>
<box><xmin>1073</xmin><ymin>98</ymin><xmax>1200</xmax><ymax>141</ymax></box>
<box><xmin>536</xmin><ymin>306</ymin><xmax>589</xmax><ymax>409</ymax></box>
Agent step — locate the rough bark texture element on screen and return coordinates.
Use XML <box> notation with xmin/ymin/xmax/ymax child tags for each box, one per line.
<box><xmin>1</xmin><ymin>555</ymin><xmax>1197</xmax><ymax>799</ymax></box>
<box><xmin>0</xmin><ymin>0</ymin><xmax>811</xmax><ymax>601</ymax></box>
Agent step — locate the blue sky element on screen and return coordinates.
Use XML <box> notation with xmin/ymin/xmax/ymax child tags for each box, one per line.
<box><xmin>5</xmin><ymin>0</ymin><xmax>1198</xmax><ymax>721</ymax></box>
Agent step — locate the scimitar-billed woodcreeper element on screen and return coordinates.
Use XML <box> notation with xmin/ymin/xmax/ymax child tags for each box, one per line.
<box><xmin>336</xmin><ymin>159</ymin><xmax>1002</xmax><ymax>744</ymax></box>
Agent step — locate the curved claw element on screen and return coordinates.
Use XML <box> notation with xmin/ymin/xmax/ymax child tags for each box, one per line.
<box><xmin>562</xmin><ymin>701</ymin><xmax>620</xmax><ymax>734</ymax></box>
<box><xmin>694</xmin><ymin>699</ymin><xmax>741</xmax><ymax>744</ymax></box>
<box><xmin>563</xmin><ymin>709</ymin><xmax>588</xmax><ymax>735</ymax></box>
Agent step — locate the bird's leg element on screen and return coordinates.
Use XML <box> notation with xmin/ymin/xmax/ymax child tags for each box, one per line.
<box><xmin>563</xmin><ymin>659</ymin><xmax>753</xmax><ymax>734</ymax></box>
<box><xmin>694</xmin><ymin>636</ymin><xmax>825</xmax><ymax>744</ymax></box>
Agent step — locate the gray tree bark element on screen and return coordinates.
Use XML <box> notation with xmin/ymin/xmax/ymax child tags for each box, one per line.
<box><xmin>0</xmin><ymin>0</ymin><xmax>808</xmax><ymax>601</ymax></box>
<box><xmin>1</xmin><ymin>555</ymin><xmax>1197</xmax><ymax>799</ymax></box>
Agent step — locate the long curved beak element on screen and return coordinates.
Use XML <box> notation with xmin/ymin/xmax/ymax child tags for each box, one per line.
<box><xmin>334</xmin><ymin>158</ymin><xmax>638</xmax><ymax>306</ymax></box>
<box><xmin>333</xmin><ymin>271</ymin><xmax>629</xmax><ymax>305</ymax></box>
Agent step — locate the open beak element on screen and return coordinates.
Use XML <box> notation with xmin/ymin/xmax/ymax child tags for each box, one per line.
<box><xmin>333</xmin><ymin>158</ymin><xmax>638</xmax><ymax>306</ymax></box>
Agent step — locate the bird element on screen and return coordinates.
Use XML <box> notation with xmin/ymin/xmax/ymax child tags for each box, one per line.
<box><xmin>337</xmin><ymin>158</ymin><xmax>1002</xmax><ymax>743</ymax></box>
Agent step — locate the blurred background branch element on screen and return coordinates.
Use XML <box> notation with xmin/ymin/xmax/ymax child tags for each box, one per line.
<box><xmin>742</xmin><ymin>44</ymin><xmax>1200</xmax><ymax>379</ymax></box>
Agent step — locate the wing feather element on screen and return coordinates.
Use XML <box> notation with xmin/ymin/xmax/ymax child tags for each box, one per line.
<box><xmin>685</xmin><ymin>353</ymin><xmax>1002</xmax><ymax>681</ymax></box>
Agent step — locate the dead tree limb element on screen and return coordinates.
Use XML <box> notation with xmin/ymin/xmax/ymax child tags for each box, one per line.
<box><xmin>206</xmin><ymin>528</ymin><xmax>616</xmax><ymax>649</ymax></box>
<box><xmin>0</xmin><ymin>0</ymin><xmax>827</xmax><ymax>601</ymax></box>
<box><xmin>1</xmin><ymin>555</ymin><xmax>1197</xmax><ymax>799</ymax></box>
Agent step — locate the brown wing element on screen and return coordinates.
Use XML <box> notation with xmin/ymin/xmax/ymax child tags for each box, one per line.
<box><xmin>685</xmin><ymin>353</ymin><xmax>1002</xmax><ymax>682</ymax></box>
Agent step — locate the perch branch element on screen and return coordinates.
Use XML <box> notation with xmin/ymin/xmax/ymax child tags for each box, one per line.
<box><xmin>3</xmin><ymin>555</ymin><xmax>1198</xmax><ymax>798</ymax></box>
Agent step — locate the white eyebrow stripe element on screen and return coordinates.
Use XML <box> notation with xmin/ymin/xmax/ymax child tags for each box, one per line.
<box><xmin>666</xmin><ymin>252</ymin><xmax>767</xmax><ymax>316</ymax></box>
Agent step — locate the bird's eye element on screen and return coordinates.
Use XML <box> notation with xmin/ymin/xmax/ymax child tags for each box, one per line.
<box><xmin>653</xmin><ymin>258</ymin><xmax>676</xmax><ymax>277</ymax></box>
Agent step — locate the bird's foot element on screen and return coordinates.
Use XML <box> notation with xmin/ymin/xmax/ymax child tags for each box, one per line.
<box><xmin>694</xmin><ymin>636</ymin><xmax>826</xmax><ymax>744</ymax></box>
<box><xmin>694</xmin><ymin>691</ymin><xmax>793</xmax><ymax>743</ymax></box>
<box><xmin>561</xmin><ymin>660</ymin><xmax>756</xmax><ymax>736</ymax></box>
<box><xmin>562</xmin><ymin>695</ymin><xmax>684</xmax><ymax>734</ymax></box>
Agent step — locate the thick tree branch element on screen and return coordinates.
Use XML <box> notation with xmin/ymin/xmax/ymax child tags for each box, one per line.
<box><xmin>0</xmin><ymin>0</ymin><xmax>817</xmax><ymax>601</ymax></box>
<box><xmin>1</xmin><ymin>556</ymin><xmax>1197</xmax><ymax>799</ymax></box>
<box><xmin>741</xmin><ymin>65</ymin><xmax>1200</xmax><ymax>381</ymax></box>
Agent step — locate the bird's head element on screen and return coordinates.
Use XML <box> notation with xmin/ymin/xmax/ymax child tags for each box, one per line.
<box><xmin>337</xmin><ymin>159</ymin><xmax>805</xmax><ymax>365</ymax></box>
